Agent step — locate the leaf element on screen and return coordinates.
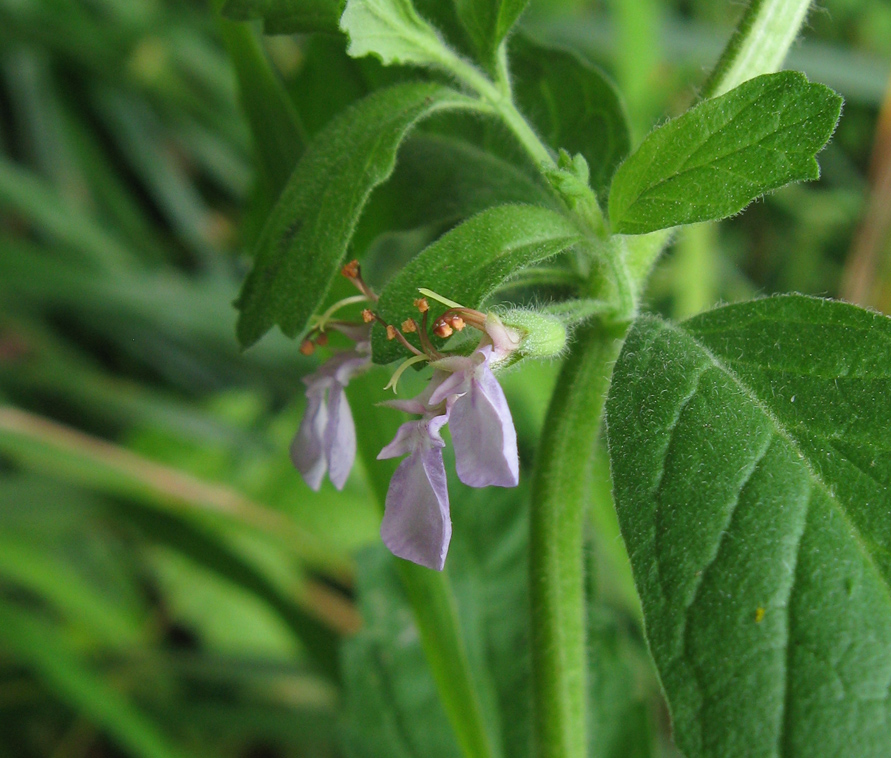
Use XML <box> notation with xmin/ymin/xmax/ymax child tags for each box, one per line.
<box><xmin>511</xmin><ymin>35</ymin><xmax>631</xmax><ymax>203</ymax></box>
<box><xmin>234</xmin><ymin>82</ymin><xmax>480</xmax><ymax>348</ymax></box>
<box><xmin>339</xmin><ymin>0</ymin><xmax>453</xmax><ymax>69</ymax></box>
<box><xmin>221</xmin><ymin>0</ymin><xmax>342</xmax><ymax>34</ymax></box>
<box><xmin>371</xmin><ymin>204</ymin><xmax>583</xmax><ymax>364</ymax></box>
<box><xmin>608</xmin><ymin>72</ymin><xmax>842</xmax><ymax>235</ymax></box>
<box><xmin>605</xmin><ymin>295</ymin><xmax>891</xmax><ymax>757</ymax></box>
<box><xmin>342</xmin><ymin>486</ymin><xmax>653</xmax><ymax>758</ymax></box>
<box><xmin>453</xmin><ymin>0</ymin><xmax>528</xmax><ymax>67</ymax></box>
<box><xmin>0</xmin><ymin>604</ymin><xmax>190</xmax><ymax>758</ymax></box>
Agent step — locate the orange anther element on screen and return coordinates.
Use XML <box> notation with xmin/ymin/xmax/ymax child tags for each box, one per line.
<box><xmin>361</xmin><ymin>309</ymin><xmax>375</xmax><ymax>323</ymax></box>
<box><xmin>449</xmin><ymin>316</ymin><xmax>465</xmax><ymax>331</ymax></box>
<box><xmin>386</xmin><ymin>325</ymin><xmax>397</xmax><ymax>340</ymax></box>
<box><xmin>402</xmin><ymin>319</ymin><xmax>417</xmax><ymax>333</ymax></box>
<box><xmin>433</xmin><ymin>322</ymin><xmax>453</xmax><ymax>338</ymax></box>
<box><xmin>299</xmin><ymin>339</ymin><xmax>315</xmax><ymax>355</ymax></box>
<box><xmin>414</xmin><ymin>297</ymin><xmax>429</xmax><ymax>312</ymax></box>
<box><xmin>341</xmin><ymin>260</ymin><xmax>360</xmax><ymax>278</ymax></box>
<box><xmin>315</xmin><ymin>333</ymin><xmax>329</xmax><ymax>346</ymax></box>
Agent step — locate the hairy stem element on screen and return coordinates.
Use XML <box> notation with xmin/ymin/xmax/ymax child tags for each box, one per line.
<box><xmin>529</xmin><ymin>323</ymin><xmax>624</xmax><ymax>758</ymax></box>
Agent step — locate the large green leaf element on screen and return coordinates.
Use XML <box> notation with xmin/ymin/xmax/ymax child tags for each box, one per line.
<box><xmin>453</xmin><ymin>0</ymin><xmax>528</xmax><ymax>68</ymax></box>
<box><xmin>511</xmin><ymin>36</ymin><xmax>630</xmax><ymax>203</ymax></box>
<box><xmin>608</xmin><ymin>72</ymin><xmax>842</xmax><ymax>235</ymax></box>
<box><xmin>606</xmin><ymin>295</ymin><xmax>891</xmax><ymax>757</ymax></box>
<box><xmin>235</xmin><ymin>82</ymin><xmax>479</xmax><ymax>348</ymax></box>
<box><xmin>221</xmin><ymin>0</ymin><xmax>342</xmax><ymax>34</ymax></box>
<box><xmin>371</xmin><ymin>204</ymin><xmax>582</xmax><ymax>364</ymax></box>
<box><xmin>341</xmin><ymin>486</ymin><xmax>653</xmax><ymax>758</ymax></box>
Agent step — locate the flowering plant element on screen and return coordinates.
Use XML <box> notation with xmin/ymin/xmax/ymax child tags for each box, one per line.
<box><xmin>225</xmin><ymin>0</ymin><xmax>891</xmax><ymax>756</ymax></box>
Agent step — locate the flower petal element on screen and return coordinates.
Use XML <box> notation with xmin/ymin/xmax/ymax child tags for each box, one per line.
<box><xmin>380</xmin><ymin>447</ymin><xmax>451</xmax><ymax>570</ymax></box>
<box><xmin>450</xmin><ymin>365</ymin><xmax>519</xmax><ymax>487</ymax></box>
<box><xmin>325</xmin><ymin>382</ymin><xmax>356</xmax><ymax>490</ymax></box>
<box><xmin>291</xmin><ymin>391</ymin><xmax>328</xmax><ymax>490</ymax></box>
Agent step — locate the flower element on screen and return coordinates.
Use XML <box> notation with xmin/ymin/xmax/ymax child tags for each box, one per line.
<box><xmin>430</xmin><ymin>344</ymin><xmax>519</xmax><ymax>487</ymax></box>
<box><xmin>377</xmin><ymin>409</ymin><xmax>452</xmax><ymax>571</ymax></box>
<box><xmin>290</xmin><ymin>324</ymin><xmax>371</xmax><ymax>490</ymax></box>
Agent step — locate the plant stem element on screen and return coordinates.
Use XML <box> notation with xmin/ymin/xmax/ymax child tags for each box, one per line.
<box><xmin>701</xmin><ymin>0</ymin><xmax>814</xmax><ymax>99</ymax></box>
<box><xmin>528</xmin><ymin>3</ymin><xmax>819</xmax><ymax>757</ymax></box>
<box><xmin>529</xmin><ymin>322</ymin><xmax>624</xmax><ymax>758</ymax></box>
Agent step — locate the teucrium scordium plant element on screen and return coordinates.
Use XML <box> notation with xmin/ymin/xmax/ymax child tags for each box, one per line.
<box><xmin>222</xmin><ymin>0</ymin><xmax>891</xmax><ymax>755</ymax></box>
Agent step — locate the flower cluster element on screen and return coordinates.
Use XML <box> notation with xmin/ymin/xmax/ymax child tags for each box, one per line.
<box><xmin>291</xmin><ymin>262</ymin><xmax>521</xmax><ymax>570</ymax></box>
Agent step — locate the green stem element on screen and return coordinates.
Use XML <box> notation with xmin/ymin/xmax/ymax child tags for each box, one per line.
<box><xmin>349</xmin><ymin>376</ymin><xmax>497</xmax><ymax>758</ymax></box>
<box><xmin>529</xmin><ymin>323</ymin><xmax>624</xmax><ymax>758</ymax></box>
<box><xmin>701</xmin><ymin>0</ymin><xmax>814</xmax><ymax>99</ymax></box>
<box><xmin>529</xmin><ymin>3</ymin><xmax>819</xmax><ymax>757</ymax></box>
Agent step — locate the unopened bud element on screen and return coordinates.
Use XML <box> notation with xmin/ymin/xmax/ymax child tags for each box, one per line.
<box><xmin>499</xmin><ymin>309</ymin><xmax>567</xmax><ymax>360</ymax></box>
<box><xmin>341</xmin><ymin>260</ymin><xmax>360</xmax><ymax>279</ymax></box>
<box><xmin>300</xmin><ymin>339</ymin><xmax>315</xmax><ymax>356</ymax></box>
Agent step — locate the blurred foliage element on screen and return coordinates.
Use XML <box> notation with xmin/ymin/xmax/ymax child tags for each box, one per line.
<box><xmin>0</xmin><ymin>0</ymin><xmax>888</xmax><ymax>756</ymax></box>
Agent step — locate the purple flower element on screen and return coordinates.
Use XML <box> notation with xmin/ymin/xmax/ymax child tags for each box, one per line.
<box><xmin>430</xmin><ymin>345</ymin><xmax>519</xmax><ymax>488</ymax></box>
<box><xmin>290</xmin><ymin>326</ymin><xmax>371</xmax><ymax>491</ymax></box>
<box><xmin>377</xmin><ymin>411</ymin><xmax>451</xmax><ymax>571</ymax></box>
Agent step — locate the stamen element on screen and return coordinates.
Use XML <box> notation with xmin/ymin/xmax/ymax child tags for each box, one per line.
<box><xmin>386</xmin><ymin>325</ymin><xmax>397</xmax><ymax>340</ymax></box>
<box><xmin>449</xmin><ymin>316</ymin><xmax>465</xmax><ymax>331</ymax></box>
<box><xmin>341</xmin><ymin>260</ymin><xmax>360</xmax><ymax>279</ymax></box>
<box><xmin>361</xmin><ymin>309</ymin><xmax>375</xmax><ymax>323</ymax></box>
<box><xmin>383</xmin><ymin>354</ymin><xmax>429</xmax><ymax>393</ymax></box>
<box><xmin>341</xmin><ymin>259</ymin><xmax>378</xmax><ymax>301</ymax></box>
<box><xmin>433</xmin><ymin>322</ymin><xmax>453</xmax><ymax>338</ymax></box>
<box><xmin>314</xmin><ymin>294</ymin><xmax>370</xmax><ymax>330</ymax></box>
<box><xmin>402</xmin><ymin>319</ymin><xmax>417</xmax><ymax>333</ymax></box>
<box><xmin>300</xmin><ymin>339</ymin><xmax>315</xmax><ymax>356</ymax></box>
<box><xmin>414</xmin><ymin>298</ymin><xmax>429</xmax><ymax>312</ymax></box>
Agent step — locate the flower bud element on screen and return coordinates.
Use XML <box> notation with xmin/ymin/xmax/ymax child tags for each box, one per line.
<box><xmin>498</xmin><ymin>309</ymin><xmax>567</xmax><ymax>360</ymax></box>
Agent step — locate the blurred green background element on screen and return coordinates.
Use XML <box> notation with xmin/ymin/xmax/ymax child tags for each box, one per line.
<box><xmin>1</xmin><ymin>0</ymin><xmax>889</xmax><ymax>756</ymax></box>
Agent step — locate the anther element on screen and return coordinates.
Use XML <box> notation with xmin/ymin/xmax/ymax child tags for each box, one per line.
<box><xmin>449</xmin><ymin>316</ymin><xmax>465</xmax><ymax>331</ymax></box>
<box><xmin>341</xmin><ymin>260</ymin><xmax>360</xmax><ymax>279</ymax></box>
<box><xmin>402</xmin><ymin>319</ymin><xmax>417</xmax><ymax>333</ymax></box>
<box><xmin>433</xmin><ymin>322</ymin><xmax>453</xmax><ymax>338</ymax></box>
<box><xmin>386</xmin><ymin>325</ymin><xmax>398</xmax><ymax>340</ymax></box>
<box><xmin>414</xmin><ymin>298</ymin><xmax>429</xmax><ymax>313</ymax></box>
<box><xmin>361</xmin><ymin>309</ymin><xmax>375</xmax><ymax>323</ymax></box>
<box><xmin>315</xmin><ymin>333</ymin><xmax>329</xmax><ymax>347</ymax></box>
<box><xmin>300</xmin><ymin>339</ymin><xmax>315</xmax><ymax>356</ymax></box>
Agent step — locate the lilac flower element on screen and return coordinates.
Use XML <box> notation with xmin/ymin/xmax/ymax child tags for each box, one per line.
<box><xmin>290</xmin><ymin>325</ymin><xmax>371</xmax><ymax>491</ymax></box>
<box><xmin>377</xmin><ymin>409</ymin><xmax>452</xmax><ymax>571</ymax></box>
<box><xmin>430</xmin><ymin>344</ymin><xmax>519</xmax><ymax>488</ymax></box>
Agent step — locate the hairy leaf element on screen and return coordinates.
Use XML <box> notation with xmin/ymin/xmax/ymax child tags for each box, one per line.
<box><xmin>454</xmin><ymin>0</ymin><xmax>529</xmax><ymax>67</ymax></box>
<box><xmin>606</xmin><ymin>295</ymin><xmax>891</xmax><ymax>757</ymax></box>
<box><xmin>372</xmin><ymin>204</ymin><xmax>582</xmax><ymax>364</ymax></box>
<box><xmin>609</xmin><ymin>72</ymin><xmax>842</xmax><ymax>234</ymax></box>
<box><xmin>340</xmin><ymin>0</ymin><xmax>452</xmax><ymax>69</ymax></box>
<box><xmin>235</xmin><ymin>82</ymin><xmax>480</xmax><ymax>348</ymax></box>
<box><xmin>221</xmin><ymin>0</ymin><xmax>342</xmax><ymax>34</ymax></box>
<box><xmin>511</xmin><ymin>36</ymin><xmax>630</xmax><ymax>203</ymax></box>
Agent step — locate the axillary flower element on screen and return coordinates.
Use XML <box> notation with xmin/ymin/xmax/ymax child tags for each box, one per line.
<box><xmin>290</xmin><ymin>262</ymin><xmax>532</xmax><ymax>571</ymax></box>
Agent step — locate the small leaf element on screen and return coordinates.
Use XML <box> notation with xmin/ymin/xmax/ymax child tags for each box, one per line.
<box><xmin>222</xmin><ymin>0</ymin><xmax>342</xmax><ymax>34</ymax></box>
<box><xmin>235</xmin><ymin>82</ymin><xmax>480</xmax><ymax>348</ymax></box>
<box><xmin>511</xmin><ymin>36</ymin><xmax>630</xmax><ymax>203</ymax></box>
<box><xmin>608</xmin><ymin>72</ymin><xmax>842</xmax><ymax>235</ymax></box>
<box><xmin>340</xmin><ymin>0</ymin><xmax>452</xmax><ymax>69</ymax></box>
<box><xmin>606</xmin><ymin>295</ymin><xmax>891</xmax><ymax>757</ymax></box>
<box><xmin>453</xmin><ymin>0</ymin><xmax>529</xmax><ymax>67</ymax></box>
<box><xmin>372</xmin><ymin>204</ymin><xmax>582</xmax><ymax>364</ymax></box>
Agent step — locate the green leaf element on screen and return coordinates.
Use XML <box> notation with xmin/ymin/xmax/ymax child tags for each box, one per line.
<box><xmin>221</xmin><ymin>0</ymin><xmax>342</xmax><ymax>34</ymax></box>
<box><xmin>453</xmin><ymin>0</ymin><xmax>528</xmax><ymax>67</ymax></box>
<box><xmin>605</xmin><ymin>295</ymin><xmax>891</xmax><ymax>758</ymax></box>
<box><xmin>371</xmin><ymin>204</ymin><xmax>583</xmax><ymax>364</ymax></box>
<box><xmin>511</xmin><ymin>36</ymin><xmax>630</xmax><ymax>203</ymax></box>
<box><xmin>0</xmin><ymin>604</ymin><xmax>190</xmax><ymax>758</ymax></box>
<box><xmin>340</xmin><ymin>0</ymin><xmax>453</xmax><ymax>69</ymax></box>
<box><xmin>342</xmin><ymin>487</ymin><xmax>653</xmax><ymax>758</ymax></box>
<box><xmin>608</xmin><ymin>72</ymin><xmax>842</xmax><ymax>235</ymax></box>
<box><xmin>235</xmin><ymin>82</ymin><xmax>480</xmax><ymax>348</ymax></box>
